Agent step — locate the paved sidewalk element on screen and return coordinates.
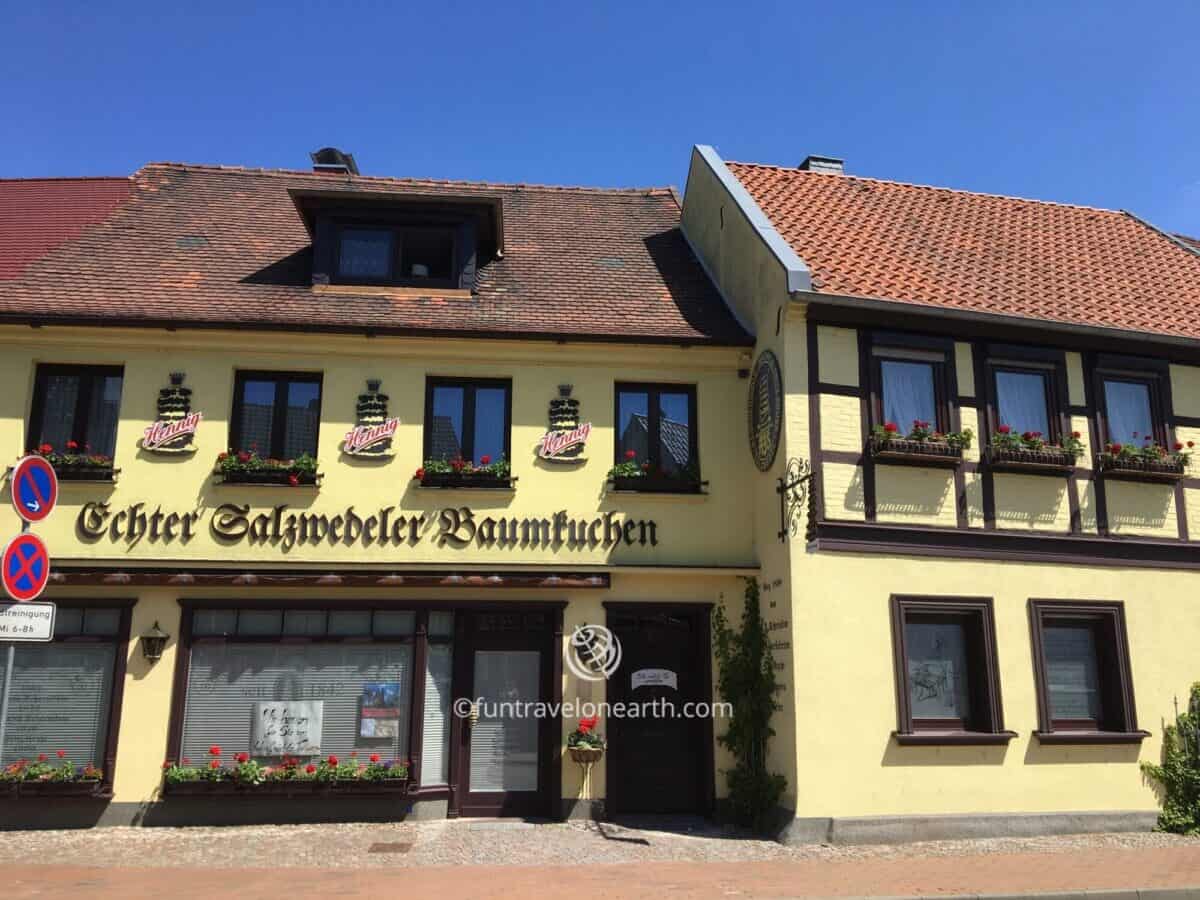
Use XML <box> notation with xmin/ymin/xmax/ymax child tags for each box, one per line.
<box><xmin>8</xmin><ymin>844</ymin><xmax>1200</xmax><ymax>899</ymax></box>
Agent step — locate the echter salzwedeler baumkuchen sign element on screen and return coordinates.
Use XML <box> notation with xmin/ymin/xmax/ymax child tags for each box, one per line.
<box><xmin>76</xmin><ymin>501</ymin><xmax>660</xmax><ymax>552</ymax></box>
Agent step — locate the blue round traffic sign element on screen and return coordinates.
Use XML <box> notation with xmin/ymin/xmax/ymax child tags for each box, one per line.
<box><xmin>11</xmin><ymin>455</ymin><xmax>58</xmax><ymax>524</ymax></box>
<box><xmin>2</xmin><ymin>532</ymin><xmax>50</xmax><ymax>602</ymax></box>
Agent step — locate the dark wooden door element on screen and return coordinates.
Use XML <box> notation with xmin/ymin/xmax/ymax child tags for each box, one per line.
<box><xmin>455</xmin><ymin>610</ymin><xmax>554</xmax><ymax>817</ymax></box>
<box><xmin>606</xmin><ymin>607</ymin><xmax>710</xmax><ymax>814</ymax></box>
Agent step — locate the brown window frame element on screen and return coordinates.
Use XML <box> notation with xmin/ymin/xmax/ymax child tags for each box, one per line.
<box><xmin>1028</xmin><ymin>599</ymin><xmax>1148</xmax><ymax>744</ymax></box>
<box><xmin>867</xmin><ymin>333</ymin><xmax>955</xmax><ymax>436</ymax></box>
<box><xmin>333</xmin><ymin>221</ymin><xmax>459</xmax><ymax>290</ymax></box>
<box><xmin>26</xmin><ymin>363</ymin><xmax>125</xmax><ymax>455</ymax></box>
<box><xmin>889</xmin><ymin>595</ymin><xmax>1014</xmax><ymax>745</ymax></box>
<box><xmin>1027</xmin><ymin>602</ymin><xmax>1147</xmax><ymax>744</ymax></box>
<box><xmin>229</xmin><ymin>370</ymin><xmax>324</xmax><ymax>459</ymax></box>
<box><xmin>984</xmin><ymin>355</ymin><xmax>1067</xmax><ymax>445</ymax></box>
<box><xmin>613</xmin><ymin>381</ymin><xmax>702</xmax><ymax>487</ymax></box>
<box><xmin>0</xmin><ymin>599</ymin><xmax>133</xmax><ymax>796</ymax></box>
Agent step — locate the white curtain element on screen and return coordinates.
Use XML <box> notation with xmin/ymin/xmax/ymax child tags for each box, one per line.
<box><xmin>881</xmin><ymin>361</ymin><xmax>936</xmax><ymax>430</ymax></box>
<box><xmin>1105</xmin><ymin>380</ymin><xmax>1154</xmax><ymax>445</ymax></box>
<box><xmin>995</xmin><ymin>370</ymin><xmax>1049</xmax><ymax>434</ymax></box>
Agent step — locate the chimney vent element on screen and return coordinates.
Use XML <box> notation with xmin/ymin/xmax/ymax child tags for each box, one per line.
<box><xmin>310</xmin><ymin>147</ymin><xmax>359</xmax><ymax>176</ymax></box>
<box><xmin>798</xmin><ymin>155</ymin><xmax>844</xmax><ymax>175</ymax></box>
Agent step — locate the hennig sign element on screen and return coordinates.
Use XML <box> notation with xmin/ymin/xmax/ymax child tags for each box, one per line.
<box><xmin>142</xmin><ymin>412</ymin><xmax>202</xmax><ymax>451</ymax></box>
<box><xmin>343</xmin><ymin>418</ymin><xmax>400</xmax><ymax>455</ymax></box>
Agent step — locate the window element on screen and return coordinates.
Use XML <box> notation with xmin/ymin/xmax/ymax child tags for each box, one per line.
<box><xmin>993</xmin><ymin>368</ymin><xmax>1054</xmax><ymax>437</ymax></box>
<box><xmin>28</xmin><ymin>364</ymin><xmax>124</xmax><ymax>456</ymax></box>
<box><xmin>231</xmin><ymin>371</ymin><xmax>323</xmax><ymax>459</ymax></box>
<box><xmin>335</xmin><ymin>224</ymin><xmax>456</xmax><ymax>288</ymax></box>
<box><xmin>424</xmin><ymin>378</ymin><xmax>511</xmax><ymax>466</ymax></box>
<box><xmin>177</xmin><ymin>608</ymin><xmax>454</xmax><ymax>785</ymax></box>
<box><xmin>1029</xmin><ymin>600</ymin><xmax>1145</xmax><ymax>743</ymax></box>
<box><xmin>1100</xmin><ymin>376</ymin><xmax>1162</xmax><ymax>447</ymax></box>
<box><xmin>870</xmin><ymin>345</ymin><xmax>950</xmax><ymax>435</ymax></box>
<box><xmin>890</xmin><ymin>596</ymin><xmax>1011</xmax><ymax>744</ymax></box>
<box><xmin>615</xmin><ymin>383</ymin><xmax>699</xmax><ymax>484</ymax></box>
<box><xmin>0</xmin><ymin>604</ymin><xmax>129</xmax><ymax>785</ymax></box>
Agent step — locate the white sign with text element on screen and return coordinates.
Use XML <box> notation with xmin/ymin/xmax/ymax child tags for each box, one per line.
<box><xmin>251</xmin><ymin>700</ymin><xmax>323</xmax><ymax>756</ymax></box>
<box><xmin>0</xmin><ymin>602</ymin><xmax>55</xmax><ymax>641</ymax></box>
<box><xmin>631</xmin><ymin>668</ymin><xmax>678</xmax><ymax>691</ymax></box>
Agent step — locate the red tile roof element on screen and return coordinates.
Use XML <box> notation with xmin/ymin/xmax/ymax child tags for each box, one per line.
<box><xmin>0</xmin><ymin>177</ymin><xmax>132</xmax><ymax>279</ymax></box>
<box><xmin>726</xmin><ymin>161</ymin><xmax>1200</xmax><ymax>341</ymax></box>
<box><xmin>0</xmin><ymin>163</ymin><xmax>749</xmax><ymax>346</ymax></box>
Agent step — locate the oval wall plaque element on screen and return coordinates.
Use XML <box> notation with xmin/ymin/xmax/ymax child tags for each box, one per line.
<box><xmin>747</xmin><ymin>350</ymin><xmax>783</xmax><ymax>472</ymax></box>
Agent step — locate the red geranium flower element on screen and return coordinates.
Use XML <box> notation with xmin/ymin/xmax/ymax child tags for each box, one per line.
<box><xmin>218</xmin><ymin>451</ymin><xmax>229</xmax><ymax>460</ymax></box>
<box><xmin>38</xmin><ymin>443</ymin><xmax>52</xmax><ymax>455</ymax></box>
<box><xmin>287</xmin><ymin>473</ymin><xmax>299</xmax><ymax>486</ymax></box>
<box><xmin>237</xmin><ymin>450</ymin><xmax>252</xmax><ymax>463</ymax></box>
<box><xmin>37</xmin><ymin>753</ymin><xmax>47</xmax><ymax>762</ymax></box>
<box><xmin>479</xmin><ymin>455</ymin><xmax>491</xmax><ymax>465</ymax></box>
<box><xmin>235</xmin><ymin>752</ymin><xmax>249</xmax><ymax>764</ymax></box>
<box><xmin>1110</xmin><ymin>443</ymin><xmax>1123</xmax><ymax>452</ymax></box>
<box><xmin>1189</xmin><ymin>442</ymin><xmax>1196</xmax><ymax>449</ymax></box>
<box><xmin>209</xmin><ymin>745</ymin><xmax>222</xmax><ymax>757</ymax></box>
<box><xmin>56</xmin><ymin>749</ymin><xmax>66</xmax><ymax>758</ymax></box>
<box><xmin>625</xmin><ymin>449</ymin><xmax>636</xmax><ymax>460</ymax></box>
<box><xmin>66</xmin><ymin>440</ymin><xmax>79</xmax><ymax>450</ymax></box>
<box><xmin>415</xmin><ymin>467</ymin><xmax>426</xmax><ymax>480</ymax></box>
<box><xmin>327</xmin><ymin>755</ymin><xmax>339</xmax><ymax>766</ymax></box>
<box><xmin>1175</xmin><ymin>442</ymin><xmax>1184</xmax><ymax>451</ymax></box>
<box><xmin>884</xmin><ymin>422</ymin><xmax>899</xmax><ymax>433</ymax></box>
<box><xmin>1072</xmin><ymin>431</ymin><xmax>1082</xmax><ymax>439</ymax></box>
<box><xmin>209</xmin><ymin>759</ymin><xmax>221</xmax><ymax>770</ymax></box>
<box><xmin>162</xmin><ymin>760</ymin><xmax>172</xmax><ymax>770</ymax></box>
<box><xmin>997</xmin><ymin>424</ymin><xmax>1011</xmax><ymax>434</ymax></box>
<box><xmin>305</xmin><ymin>764</ymin><xmax>317</xmax><ymax>774</ymax></box>
<box><xmin>370</xmin><ymin>754</ymin><xmax>380</xmax><ymax>763</ymax></box>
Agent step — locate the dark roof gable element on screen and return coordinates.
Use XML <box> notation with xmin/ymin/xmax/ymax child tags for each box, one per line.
<box><xmin>0</xmin><ymin>163</ymin><xmax>750</xmax><ymax>346</ymax></box>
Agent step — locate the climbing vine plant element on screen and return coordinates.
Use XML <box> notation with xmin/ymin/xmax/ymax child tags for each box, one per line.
<box><xmin>1142</xmin><ymin>682</ymin><xmax>1200</xmax><ymax>834</ymax></box>
<box><xmin>712</xmin><ymin>577</ymin><xmax>787</xmax><ymax>832</ymax></box>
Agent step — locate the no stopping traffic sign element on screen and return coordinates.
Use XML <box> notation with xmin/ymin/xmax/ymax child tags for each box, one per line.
<box><xmin>2</xmin><ymin>533</ymin><xmax>51</xmax><ymax>602</ymax></box>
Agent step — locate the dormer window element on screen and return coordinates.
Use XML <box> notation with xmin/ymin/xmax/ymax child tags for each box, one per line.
<box><xmin>293</xmin><ymin>189</ymin><xmax>502</xmax><ymax>294</ymax></box>
<box><xmin>335</xmin><ymin>224</ymin><xmax>456</xmax><ymax>287</ymax></box>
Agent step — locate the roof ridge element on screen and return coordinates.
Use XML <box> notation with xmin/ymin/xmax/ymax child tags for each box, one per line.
<box><xmin>139</xmin><ymin>162</ymin><xmax>675</xmax><ymax>196</ymax></box>
<box><xmin>724</xmin><ymin>159</ymin><xmax>1125</xmax><ymax>216</ymax></box>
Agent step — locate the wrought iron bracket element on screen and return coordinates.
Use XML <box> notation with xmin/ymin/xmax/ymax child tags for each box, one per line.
<box><xmin>776</xmin><ymin>457</ymin><xmax>813</xmax><ymax>542</ymax></box>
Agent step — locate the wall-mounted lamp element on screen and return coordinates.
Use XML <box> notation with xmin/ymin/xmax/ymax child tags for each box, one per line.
<box><xmin>141</xmin><ymin>621</ymin><xmax>170</xmax><ymax>662</ymax></box>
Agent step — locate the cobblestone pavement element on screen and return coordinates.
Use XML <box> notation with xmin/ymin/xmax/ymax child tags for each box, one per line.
<box><xmin>0</xmin><ymin>818</ymin><xmax>1196</xmax><ymax>869</ymax></box>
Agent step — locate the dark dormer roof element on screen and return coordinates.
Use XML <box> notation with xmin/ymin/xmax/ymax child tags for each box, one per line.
<box><xmin>0</xmin><ymin>162</ymin><xmax>751</xmax><ymax>346</ymax></box>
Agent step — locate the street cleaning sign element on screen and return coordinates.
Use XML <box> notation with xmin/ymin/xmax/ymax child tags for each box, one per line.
<box><xmin>0</xmin><ymin>602</ymin><xmax>55</xmax><ymax>641</ymax></box>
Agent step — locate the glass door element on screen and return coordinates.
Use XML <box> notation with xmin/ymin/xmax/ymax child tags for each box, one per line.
<box><xmin>457</xmin><ymin>612</ymin><xmax>551</xmax><ymax>816</ymax></box>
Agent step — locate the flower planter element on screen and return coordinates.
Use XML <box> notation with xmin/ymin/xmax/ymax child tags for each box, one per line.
<box><xmin>0</xmin><ymin>780</ymin><xmax>106</xmax><ymax>799</ymax></box>
<box><xmin>1097</xmin><ymin>455</ymin><xmax>1186</xmax><ymax>483</ymax></box>
<box><xmin>985</xmin><ymin>446</ymin><xmax>1077</xmax><ymax>475</ymax></box>
<box><xmin>419</xmin><ymin>472</ymin><xmax>513</xmax><ymax>489</ymax></box>
<box><xmin>608</xmin><ymin>475</ymin><xmax>705</xmax><ymax>494</ymax></box>
<box><xmin>568</xmin><ymin>746</ymin><xmax>604</xmax><ymax>764</ymax></box>
<box><xmin>52</xmin><ymin>465</ymin><xmax>116</xmax><ymax>482</ymax></box>
<box><xmin>163</xmin><ymin>778</ymin><xmax>408</xmax><ymax>798</ymax></box>
<box><xmin>216</xmin><ymin>470</ymin><xmax>320</xmax><ymax>486</ymax></box>
<box><xmin>869</xmin><ymin>439</ymin><xmax>963</xmax><ymax>468</ymax></box>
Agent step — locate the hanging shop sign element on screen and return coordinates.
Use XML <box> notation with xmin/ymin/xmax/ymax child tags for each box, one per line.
<box><xmin>77</xmin><ymin>500</ymin><xmax>662</xmax><ymax>551</ymax></box>
<box><xmin>0</xmin><ymin>601</ymin><xmax>56</xmax><ymax>641</ymax></box>
<box><xmin>10</xmin><ymin>454</ymin><xmax>58</xmax><ymax>523</ymax></box>
<box><xmin>342</xmin><ymin>379</ymin><xmax>397</xmax><ymax>458</ymax></box>
<box><xmin>747</xmin><ymin>350</ymin><xmax>783</xmax><ymax>472</ymax></box>
<box><xmin>251</xmin><ymin>700</ymin><xmax>323</xmax><ymax>756</ymax></box>
<box><xmin>536</xmin><ymin>385</ymin><xmax>590</xmax><ymax>462</ymax></box>
<box><xmin>141</xmin><ymin>373</ymin><xmax>200</xmax><ymax>453</ymax></box>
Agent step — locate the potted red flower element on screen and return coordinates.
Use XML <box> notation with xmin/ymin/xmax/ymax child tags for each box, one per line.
<box><xmin>28</xmin><ymin>443</ymin><xmax>116</xmax><ymax>481</ymax></box>
<box><xmin>567</xmin><ymin>716</ymin><xmax>604</xmax><ymax>764</ymax></box>
<box><xmin>414</xmin><ymin>454</ymin><xmax>513</xmax><ymax>488</ymax></box>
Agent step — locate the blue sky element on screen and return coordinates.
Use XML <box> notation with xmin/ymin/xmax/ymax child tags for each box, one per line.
<box><xmin>2</xmin><ymin>1</ymin><xmax>1197</xmax><ymax>233</ymax></box>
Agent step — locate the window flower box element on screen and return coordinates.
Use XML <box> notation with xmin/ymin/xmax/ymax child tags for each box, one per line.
<box><xmin>162</xmin><ymin>778</ymin><xmax>410</xmax><ymax>798</ymax></box>
<box><xmin>414</xmin><ymin>456</ymin><xmax>512</xmax><ymax>489</ymax></box>
<box><xmin>869</xmin><ymin>421</ymin><xmax>971</xmax><ymax>468</ymax></box>
<box><xmin>28</xmin><ymin>445</ymin><xmax>117</xmax><ymax>481</ymax></box>
<box><xmin>214</xmin><ymin>451</ymin><xmax>320</xmax><ymax>487</ymax></box>
<box><xmin>1097</xmin><ymin>454</ymin><xmax>1187</xmax><ymax>483</ymax></box>
<box><xmin>869</xmin><ymin>438</ymin><xmax>963</xmax><ymax>468</ymax></box>
<box><xmin>0</xmin><ymin>779</ymin><xmax>107</xmax><ymax>799</ymax></box>
<box><xmin>985</xmin><ymin>446</ymin><xmax>1077</xmax><ymax>475</ymax></box>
